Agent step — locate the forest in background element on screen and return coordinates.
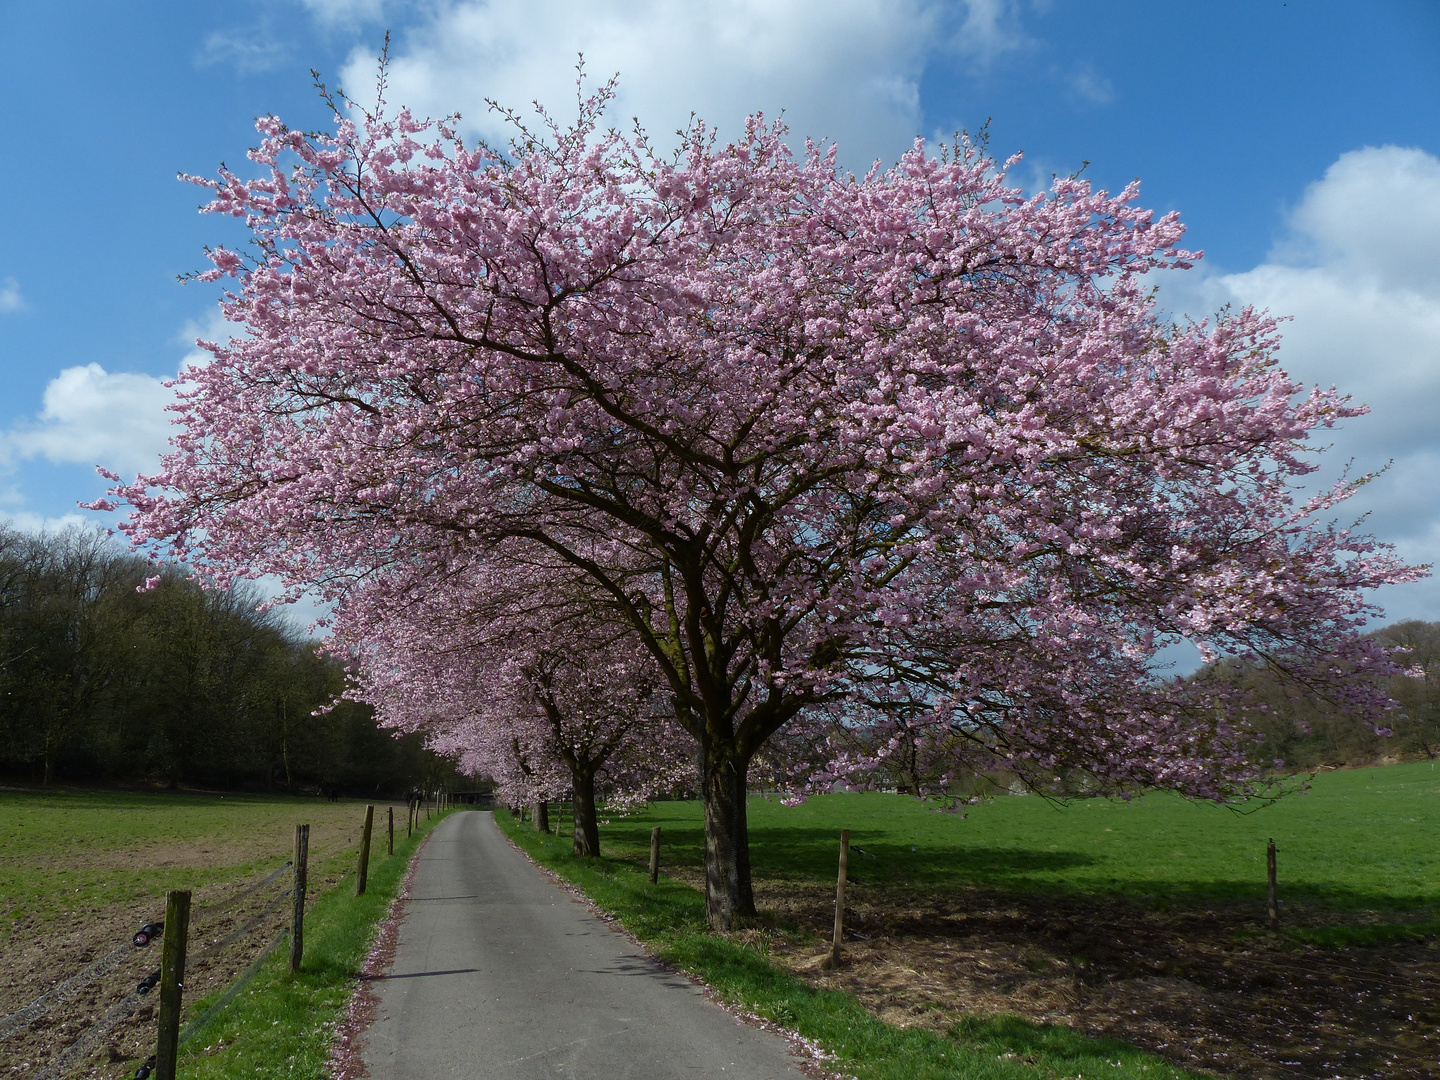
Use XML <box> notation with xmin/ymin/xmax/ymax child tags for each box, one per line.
<box><xmin>1197</xmin><ymin>618</ymin><xmax>1440</xmax><ymax>771</ymax></box>
<box><xmin>0</xmin><ymin>525</ymin><xmax>461</xmax><ymax>794</ymax></box>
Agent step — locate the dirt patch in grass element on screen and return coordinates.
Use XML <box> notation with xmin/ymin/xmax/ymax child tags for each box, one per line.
<box><xmin>0</xmin><ymin>797</ymin><xmax>402</xmax><ymax>1078</ymax></box>
<box><xmin>670</xmin><ymin>867</ymin><xmax>1438</xmax><ymax>1080</ymax></box>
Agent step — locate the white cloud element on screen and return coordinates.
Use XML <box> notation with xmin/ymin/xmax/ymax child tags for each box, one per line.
<box><xmin>1</xmin><ymin>365</ymin><xmax>175</xmax><ymax>478</ymax></box>
<box><xmin>200</xmin><ymin>29</ymin><xmax>290</xmax><ymax>73</ymax></box>
<box><xmin>0</xmin><ymin>278</ymin><xmax>23</xmax><ymax>313</ymax></box>
<box><xmin>336</xmin><ymin>0</ymin><xmax>1025</xmax><ymax>168</ymax></box>
<box><xmin>1167</xmin><ymin>146</ymin><xmax>1440</xmax><ymax>622</ymax></box>
<box><xmin>1068</xmin><ymin>66</ymin><xmax>1113</xmax><ymax>105</ymax></box>
<box><xmin>950</xmin><ymin>0</ymin><xmax>1033</xmax><ymax>66</ymax></box>
<box><xmin>1278</xmin><ymin>146</ymin><xmax>1440</xmax><ymax>295</ymax></box>
<box><xmin>299</xmin><ymin>0</ymin><xmax>386</xmax><ymax>26</ymax></box>
<box><xmin>0</xmin><ymin>510</ymin><xmax>92</xmax><ymax>535</ymax></box>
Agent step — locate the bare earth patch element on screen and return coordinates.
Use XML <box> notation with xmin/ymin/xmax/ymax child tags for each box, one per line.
<box><xmin>667</xmin><ymin>868</ymin><xmax>1439</xmax><ymax>1080</ymax></box>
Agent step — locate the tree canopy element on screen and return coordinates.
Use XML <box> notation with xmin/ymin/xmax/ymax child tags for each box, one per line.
<box><xmin>105</xmin><ymin>81</ymin><xmax>1422</xmax><ymax>927</ymax></box>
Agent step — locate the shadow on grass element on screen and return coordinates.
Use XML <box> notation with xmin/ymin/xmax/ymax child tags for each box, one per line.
<box><xmin>598</xmin><ymin>811</ymin><xmax>1432</xmax><ymax>913</ymax></box>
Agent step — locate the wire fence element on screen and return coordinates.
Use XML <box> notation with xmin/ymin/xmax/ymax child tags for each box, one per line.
<box><xmin>1</xmin><ymin>855</ymin><xmax>296</xmax><ymax>1080</ymax></box>
<box><xmin>0</xmin><ymin>858</ymin><xmax>295</xmax><ymax>1048</ymax></box>
<box><xmin>9</xmin><ymin>796</ymin><xmax>441</xmax><ymax>1079</ymax></box>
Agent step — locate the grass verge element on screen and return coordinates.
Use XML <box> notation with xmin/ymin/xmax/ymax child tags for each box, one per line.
<box><xmin>163</xmin><ymin>808</ymin><xmax>453</xmax><ymax>1080</ymax></box>
<box><xmin>497</xmin><ymin>814</ymin><xmax>1202</xmax><ymax>1080</ymax></box>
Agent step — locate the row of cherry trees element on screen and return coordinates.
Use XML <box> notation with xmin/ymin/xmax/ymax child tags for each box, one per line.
<box><xmin>339</xmin><ymin>560</ymin><xmax>692</xmax><ymax>855</ymax></box>
<box><xmin>102</xmin><ymin>77</ymin><xmax>1422</xmax><ymax>928</ymax></box>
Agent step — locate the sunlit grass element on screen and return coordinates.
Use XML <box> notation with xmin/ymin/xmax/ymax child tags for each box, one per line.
<box><xmin>0</xmin><ymin>790</ymin><xmax>406</xmax><ymax>938</ymax></box>
<box><xmin>598</xmin><ymin>760</ymin><xmax>1440</xmax><ymax>914</ymax></box>
<box><xmin>498</xmin><ymin>761</ymin><xmax>1436</xmax><ymax>1079</ymax></box>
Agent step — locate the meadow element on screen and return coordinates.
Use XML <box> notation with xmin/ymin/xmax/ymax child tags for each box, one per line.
<box><xmin>502</xmin><ymin>761</ymin><xmax>1439</xmax><ymax>1080</ymax></box>
<box><xmin>605</xmin><ymin>760</ymin><xmax>1440</xmax><ymax>917</ymax></box>
<box><xmin>0</xmin><ymin>789</ymin><xmax>398</xmax><ymax>940</ymax></box>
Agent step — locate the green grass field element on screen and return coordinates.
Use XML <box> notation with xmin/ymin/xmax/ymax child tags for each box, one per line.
<box><xmin>600</xmin><ymin>760</ymin><xmax>1440</xmax><ymax>915</ymax></box>
<box><xmin>0</xmin><ymin>789</ymin><xmax>403</xmax><ymax>939</ymax></box>
<box><xmin>0</xmin><ymin>787</ymin><xmax>439</xmax><ymax>1079</ymax></box>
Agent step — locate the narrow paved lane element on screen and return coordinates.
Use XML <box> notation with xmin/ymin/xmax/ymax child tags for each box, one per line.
<box><xmin>361</xmin><ymin>811</ymin><xmax>808</xmax><ymax>1079</ymax></box>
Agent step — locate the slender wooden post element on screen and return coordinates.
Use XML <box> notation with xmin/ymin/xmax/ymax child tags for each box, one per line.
<box><xmin>648</xmin><ymin>826</ymin><xmax>661</xmax><ymax>885</ymax></box>
<box><xmin>356</xmin><ymin>805</ymin><xmax>375</xmax><ymax>896</ymax></box>
<box><xmin>830</xmin><ymin>829</ymin><xmax>850</xmax><ymax>967</ymax></box>
<box><xmin>1266</xmin><ymin>837</ymin><xmax>1279</xmax><ymax>929</ymax></box>
<box><xmin>154</xmin><ymin>889</ymin><xmax>191</xmax><ymax>1080</ymax></box>
<box><xmin>290</xmin><ymin>824</ymin><xmax>309</xmax><ymax>973</ymax></box>
<box><xmin>388</xmin><ymin>806</ymin><xmax>394</xmax><ymax>855</ymax></box>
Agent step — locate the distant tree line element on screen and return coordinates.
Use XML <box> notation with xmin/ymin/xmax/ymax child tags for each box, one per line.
<box><xmin>1191</xmin><ymin>620</ymin><xmax>1440</xmax><ymax>771</ymax></box>
<box><xmin>0</xmin><ymin>526</ymin><xmax>460</xmax><ymax>794</ymax></box>
<box><xmin>766</xmin><ymin>620</ymin><xmax>1440</xmax><ymax>798</ymax></box>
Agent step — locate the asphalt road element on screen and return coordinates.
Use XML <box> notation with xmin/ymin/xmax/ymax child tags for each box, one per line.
<box><xmin>361</xmin><ymin>811</ymin><xmax>809</xmax><ymax>1079</ymax></box>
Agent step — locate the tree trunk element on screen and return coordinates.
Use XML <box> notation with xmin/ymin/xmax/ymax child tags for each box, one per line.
<box><xmin>734</xmin><ymin>761</ymin><xmax>755</xmax><ymax>915</ymax></box>
<box><xmin>531</xmin><ymin>799</ymin><xmax>549</xmax><ymax>833</ymax></box>
<box><xmin>699</xmin><ymin>744</ymin><xmax>757</xmax><ymax>930</ymax></box>
<box><xmin>571</xmin><ymin>768</ymin><xmax>601</xmax><ymax>857</ymax></box>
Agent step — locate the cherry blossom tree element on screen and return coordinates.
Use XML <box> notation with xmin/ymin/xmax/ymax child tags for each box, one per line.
<box><xmin>104</xmin><ymin>81</ymin><xmax>1423</xmax><ymax>928</ymax></box>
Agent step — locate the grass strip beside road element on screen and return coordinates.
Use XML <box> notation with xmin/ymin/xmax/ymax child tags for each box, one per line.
<box><xmin>498</xmin><ymin>814</ymin><xmax>1200</xmax><ymax>1080</ymax></box>
<box><xmin>168</xmin><ymin>808</ymin><xmax>453</xmax><ymax>1080</ymax></box>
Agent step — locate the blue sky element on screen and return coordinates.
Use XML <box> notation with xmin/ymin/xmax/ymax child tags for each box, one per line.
<box><xmin>1</xmin><ymin>0</ymin><xmax>1438</xmax><ymax>633</ymax></box>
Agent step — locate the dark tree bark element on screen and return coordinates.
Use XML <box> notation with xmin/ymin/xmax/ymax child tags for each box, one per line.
<box><xmin>699</xmin><ymin>745</ymin><xmax>757</xmax><ymax>929</ymax></box>
<box><xmin>570</xmin><ymin>769</ymin><xmax>601</xmax><ymax>857</ymax></box>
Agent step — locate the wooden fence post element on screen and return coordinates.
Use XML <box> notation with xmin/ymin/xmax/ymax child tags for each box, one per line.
<box><xmin>154</xmin><ymin>889</ymin><xmax>191</xmax><ymax>1080</ymax></box>
<box><xmin>648</xmin><ymin>826</ymin><xmax>661</xmax><ymax>885</ymax></box>
<box><xmin>388</xmin><ymin>806</ymin><xmax>394</xmax><ymax>855</ymax></box>
<box><xmin>1266</xmin><ymin>837</ymin><xmax>1279</xmax><ymax>929</ymax></box>
<box><xmin>290</xmin><ymin>824</ymin><xmax>309</xmax><ymax>973</ymax></box>
<box><xmin>830</xmin><ymin>829</ymin><xmax>850</xmax><ymax>968</ymax></box>
<box><xmin>356</xmin><ymin>805</ymin><xmax>375</xmax><ymax>896</ymax></box>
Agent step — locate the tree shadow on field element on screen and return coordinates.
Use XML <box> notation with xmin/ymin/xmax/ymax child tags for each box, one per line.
<box><xmin>753</xmin><ymin>829</ymin><xmax>1100</xmax><ymax>886</ymax></box>
<box><xmin>761</xmin><ymin>876</ymin><xmax>1440</xmax><ymax>1080</ymax></box>
<box><xmin>604</xmin><ymin>816</ymin><xmax>1097</xmax><ymax>885</ymax></box>
<box><xmin>605</xmin><ymin>811</ymin><xmax>1429</xmax><ymax>912</ymax></box>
